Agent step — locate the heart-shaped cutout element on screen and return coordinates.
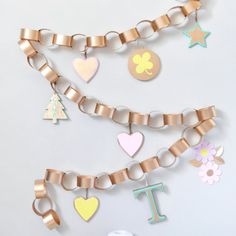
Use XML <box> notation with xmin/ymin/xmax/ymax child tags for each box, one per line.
<box><xmin>73</xmin><ymin>57</ymin><xmax>99</xmax><ymax>82</ymax></box>
<box><xmin>74</xmin><ymin>197</ymin><xmax>99</xmax><ymax>222</ymax></box>
<box><xmin>117</xmin><ymin>132</ymin><xmax>144</xmax><ymax>157</ymax></box>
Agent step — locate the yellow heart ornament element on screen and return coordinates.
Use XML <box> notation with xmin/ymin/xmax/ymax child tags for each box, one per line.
<box><xmin>74</xmin><ymin>197</ymin><xmax>99</xmax><ymax>222</ymax></box>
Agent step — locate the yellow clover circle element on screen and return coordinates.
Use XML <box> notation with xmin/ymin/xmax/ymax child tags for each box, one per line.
<box><xmin>132</xmin><ymin>52</ymin><xmax>153</xmax><ymax>75</ymax></box>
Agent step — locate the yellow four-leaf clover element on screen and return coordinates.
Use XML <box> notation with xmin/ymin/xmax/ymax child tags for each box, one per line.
<box><xmin>132</xmin><ymin>52</ymin><xmax>153</xmax><ymax>75</ymax></box>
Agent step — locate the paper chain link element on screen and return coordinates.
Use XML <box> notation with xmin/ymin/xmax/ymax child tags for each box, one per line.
<box><xmin>32</xmin><ymin>117</ymin><xmax>216</xmax><ymax>229</ymax></box>
<box><xmin>18</xmin><ymin>1</ymin><xmax>208</xmax><ymax>129</ymax></box>
<box><xmin>18</xmin><ymin>38</ymin><xmax>216</xmax><ymax>129</ymax></box>
<box><xmin>19</xmin><ymin>1</ymin><xmax>201</xmax><ymax>50</ymax></box>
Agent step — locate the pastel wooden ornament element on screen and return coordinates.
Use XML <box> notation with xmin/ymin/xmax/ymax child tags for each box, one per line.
<box><xmin>73</xmin><ymin>57</ymin><xmax>99</xmax><ymax>82</ymax></box>
<box><xmin>43</xmin><ymin>93</ymin><xmax>68</xmax><ymax>124</ymax></box>
<box><xmin>117</xmin><ymin>132</ymin><xmax>144</xmax><ymax>157</ymax></box>
<box><xmin>133</xmin><ymin>183</ymin><xmax>167</xmax><ymax>224</ymax></box>
<box><xmin>183</xmin><ymin>22</ymin><xmax>210</xmax><ymax>48</ymax></box>
<box><xmin>74</xmin><ymin>197</ymin><xmax>99</xmax><ymax>222</ymax></box>
<box><xmin>128</xmin><ymin>48</ymin><xmax>161</xmax><ymax>81</ymax></box>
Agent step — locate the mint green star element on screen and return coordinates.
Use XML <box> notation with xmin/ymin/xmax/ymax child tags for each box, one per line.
<box><xmin>183</xmin><ymin>22</ymin><xmax>211</xmax><ymax>48</ymax></box>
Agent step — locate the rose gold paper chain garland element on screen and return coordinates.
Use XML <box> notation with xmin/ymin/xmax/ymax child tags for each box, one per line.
<box><xmin>18</xmin><ymin>31</ymin><xmax>216</xmax><ymax>157</ymax></box>
<box><xmin>18</xmin><ymin>0</ymin><xmax>203</xmax><ymax>82</ymax></box>
<box><xmin>18</xmin><ymin>0</ymin><xmax>221</xmax><ymax>229</ymax></box>
<box><xmin>32</xmin><ymin>118</ymin><xmax>216</xmax><ymax>230</ymax></box>
<box><xmin>19</xmin><ymin>1</ymin><xmax>201</xmax><ymax>49</ymax></box>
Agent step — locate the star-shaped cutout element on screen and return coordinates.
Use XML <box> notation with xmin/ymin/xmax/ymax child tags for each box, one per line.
<box><xmin>184</xmin><ymin>22</ymin><xmax>211</xmax><ymax>48</ymax></box>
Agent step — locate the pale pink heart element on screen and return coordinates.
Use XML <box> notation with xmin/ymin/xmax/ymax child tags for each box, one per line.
<box><xmin>73</xmin><ymin>57</ymin><xmax>99</xmax><ymax>82</ymax></box>
<box><xmin>117</xmin><ymin>132</ymin><xmax>144</xmax><ymax>157</ymax></box>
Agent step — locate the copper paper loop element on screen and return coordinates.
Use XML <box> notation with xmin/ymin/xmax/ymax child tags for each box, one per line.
<box><xmin>18</xmin><ymin>40</ymin><xmax>38</xmax><ymax>57</ymax></box>
<box><xmin>38</xmin><ymin>28</ymin><xmax>55</xmax><ymax>47</ymax></box>
<box><xmin>195</xmin><ymin>119</ymin><xmax>216</xmax><ymax>136</ymax></box>
<box><xmin>45</xmin><ymin>169</ymin><xmax>64</xmax><ymax>185</ymax></box>
<box><xmin>163</xmin><ymin>114</ymin><xmax>183</xmax><ymax>126</ymax></box>
<box><xmin>64</xmin><ymin>86</ymin><xmax>82</xmax><ymax>103</ymax></box>
<box><xmin>78</xmin><ymin>96</ymin><xmax>100</xmax><ymax>115</ymax></box>
<box><xmin>136</xmin><ymin>20</ymin><xmax>156</xmax><ymax>39</ymax></box>
<box><xmin>167</xmin><ymin>6</ymin><xmax>188</xmax><ymax>27</ymax></box>
<box><xmin>94</xmin><ymin>173</ymin><xmax>113</xmax><ymax>190</ymax></box>
<box><xmin>39</xmin><ymin>64</ymin><xmax>59</xmax><ymax>83</ymax></box>
<box><xmin>42</xmin><ymin>209</ymin><xmax>61</xmax><ymax>230</ymax></box>
<box><xmin>61</xmin><ymin>172</ymin><xmax>78</xmax><ymax>191</ymax></box>
<box><xmin>119</xmin><ymin>28</ymin><xmax>140</xmax><ymax>44</ymax></box>
<box><xmin>126</xmin><ymin>162</ymin><xmax>144</xmax><ymax>181</ymax></box>
<box><xmin>34</xmin><ymin>179</ymin><xmax>47</xmax><ymax>199</ymax></box>
<box><xmin>95</xmin><ymin>103</ymin><xmax>115</xmax><ymax>118</ymax></box>
<box><xmin>109</xmin><ymin>169</ymin><xmax>128</xmax><ymax>185</ymax></box>
<box><xmin>140</xmin><ymin>157</ymin><xmax>160</xmax><ymax>173</ymax></box>
<box><xmin>86</xmin><ymin>36</ymin><xmax>107</xmax><ymax>48</ymax></box>
<box><xmin>77</xmin><ymin>176</ymin><xmax>95</xmax><ymax>189</ymax></box>
<box><xmin>197</xmin><ymin>106</ymin><xmax>217</xmax><ymax>121</ymax></box>
<box><xmin>78</xmin><ymin>96</ymin><xmax>87</xmax><ymax>113</ymax></box>
<box><xmin>130</xmin><ymin>112</ymin><xmax>149</xmax><ymax>125</ymax></box>
<box><xmin>152</xmin><ymin>15</ymin><xmax>171</xmax><ymax>32</ymax></box>
<box><xmin>156</xmin><ymin>148</ymin><xmax>177</xmax><ymax>168</ymax></box>
<box><xmin>32</xmin><ymin>197</ymin><xmax>53</xmax><ymax>217</ymax></box>
<box><xmin>20</xmin><ymin>28</ymin><xmax>40</xmax><ymax>41</ymax></box>
<box><xmin>182</xmin><ymin>1</ymin><xmax>202</xmax><ymax>16</ymax></box>
<box><xmin>111</xmin><ymin>106</ymin><xmax>131</xmax><ymax>125</ymax></box>
<box><xmin>169</xmin><ymin>138</ymin><xmax>190</xmax><ymax>157</ymax></box>
<box><xmin>52</xmin><ymin>34</ymin><xmax>73</xmax><ymax>47</ymax></box>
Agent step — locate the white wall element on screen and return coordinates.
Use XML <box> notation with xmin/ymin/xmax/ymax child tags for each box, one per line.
<box><xmin>0</xmin><ymin>0</ymin><xmax>235</xmax><ymax>235</ymax></box>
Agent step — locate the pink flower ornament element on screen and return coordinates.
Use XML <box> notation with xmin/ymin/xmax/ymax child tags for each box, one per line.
<box><xmin>199</xmin><ymin>162</ymin><xmax>222</xmax><ymax>184</ymax></box>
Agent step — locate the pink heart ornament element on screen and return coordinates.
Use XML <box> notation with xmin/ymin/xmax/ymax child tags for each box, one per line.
<box><xmin>73</xmin><ymin>57</ymin><xmax>99</xmax><ymax>82</ymax></box>
<box><xmin>117</xmin><ymin>132</ymin><xmax>144</xmax><ymax>157</ymax></box>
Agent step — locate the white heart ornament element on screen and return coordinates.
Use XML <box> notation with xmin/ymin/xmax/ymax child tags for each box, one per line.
<box><xmin>73</xmin><ymin>57</ymin><xmax>99</xmax><ymax>82</ymax></box>
<box><xmin>117</xmin><ymin>132</ymin><xmax>144</xmax><ymax>157</ymax></box>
